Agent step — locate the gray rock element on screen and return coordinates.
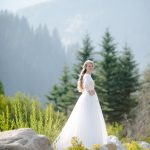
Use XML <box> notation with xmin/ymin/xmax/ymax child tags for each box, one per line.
<box><xmin>107</xmin><ymin>135</ymin><xmax>126</xmax><ymax>150</ymax></box>
<box><xmin>100</xmin><ymin>145</ymin><xmax>108</xmax><ymax>150</ymax></box>
<box><xmin>138</xmin><ymin>141</ymin><xmax>150</xmax><ymax>149</ymax></box>
<box><xmin>0</xmin><ymin>128</ymin><xmax>52</xmax><ymax>150</ymax></box>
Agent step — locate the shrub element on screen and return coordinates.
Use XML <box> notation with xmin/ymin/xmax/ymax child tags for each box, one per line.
<box><xmin>107</xmin><ymin>122</ymin><xmax>123</xmax><ymax>139</ymax></box>
<box><xmin>0</xmin><ymin>92</ymin><xmax>66</xmax><ymax>142</ymax></box>
<box><xmin>123</xmin><ymin>141</ymin><xmax>145</xmax><ymax>150</ymax></box>
<box><xmin>66</xmin><ymin>137</ymin><xmax>100</xmax><ymax>150</ymax></box>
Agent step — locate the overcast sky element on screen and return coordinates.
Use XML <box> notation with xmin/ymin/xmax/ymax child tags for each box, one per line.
<box><xmin>0</xmin><ymin>0</ymin><xmax>52</xmax><ymax>11</ymax></box>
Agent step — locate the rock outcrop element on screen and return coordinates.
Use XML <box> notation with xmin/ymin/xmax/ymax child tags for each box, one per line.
<box><xmin>100</xmin><ymin>136</ymin><xmax>126</xmax><ymax>150</ymax></box>
<box><xmin>0</xmin><ymin>129</ymin><xmax>149</xmax><ymax>150</ymax></box>
<box><xmin>0</xmin><ymin>128</ymin><xmax>52</xmax><ymax>150</ymax></box>
<box><xmin>101</xmin><ymin>136</ymin><xmax>150</xmax><ymax>150</ymax></box>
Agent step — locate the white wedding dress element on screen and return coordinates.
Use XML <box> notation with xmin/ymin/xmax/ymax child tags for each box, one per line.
<box><xmin>53</xmin><ymin>73</ymin><xmax>108</xmax><ymax>149</ymax></box>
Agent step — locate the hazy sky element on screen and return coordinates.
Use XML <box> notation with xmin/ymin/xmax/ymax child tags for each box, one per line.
<box><xmin>0</xmin><ymin>0</ymin><xmax>52</xmax><ymax>11</ymax></box>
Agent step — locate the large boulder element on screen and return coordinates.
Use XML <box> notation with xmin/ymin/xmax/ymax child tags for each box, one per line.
<box><xmin>137</xmin><ymin>141</ymin><xmax>150</xmax><ymax>149</ymax></box>
<box><xmin>100</xmin><ymin>136</ymin><xmax>150</xmax><ymax>150</ymax></box>
<box><xmin>0</xmin><ymin>128</ymin><xmax>52</xmax><ymax>150</ymax></box>
<box><xmin>100</xmin><ymin>135</ymin><xmax>126</xmax><ymax>150</ymax></box>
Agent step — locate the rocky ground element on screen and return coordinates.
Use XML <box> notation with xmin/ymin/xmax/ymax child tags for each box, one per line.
<box><xmin>0</xmin><ymin>128</ymin><xmax>149</xmax><ymax>150</ymax></box>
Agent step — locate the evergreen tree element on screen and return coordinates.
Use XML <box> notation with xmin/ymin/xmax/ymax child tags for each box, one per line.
<box><xmin>95</xmin><ymin>30</ymin><xmax>139</xmax><ymax>123</ymax></box>
<box><xmin>72</xmin><ymin>33</ymin><xmax>94</xmax><ymax>81</ymax></box>
<box><xmin>0</xmin><ymin>81</ymin><xmax>5</xmax><ymax>95</ymax></box>
<box><xmin>46</xmin><ymin>84</ymin><xmax>61</xmax><ymax>108</ymax></box>
<box><xmin>95</xmin><ymin>30</ymin><xmax>118</xmax><ymax>122</ymax></box>
<box><xmin>46</xmin><ymin>64</ymin><xmax>74</xmax><ymax>115</ymax></box>
<box><xmin>116</xmin><ymin>45</ymin><xmax>139</xmax><ymax>119</ymax></box>
<box><xmin>0</xmin><ymin>11</ymin><xmax>66</xmax><ymax>101</ymax></box>
<box><xmin>72</xmin><ymin>34</ymin><xmax>94</xmax><ymax>99</ymax></box>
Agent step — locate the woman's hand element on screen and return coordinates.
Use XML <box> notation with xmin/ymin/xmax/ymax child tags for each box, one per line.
<box><xmin>88</xmin><ymin>90</ymin><xmax>95</xmax><ymax>96</ymax></box>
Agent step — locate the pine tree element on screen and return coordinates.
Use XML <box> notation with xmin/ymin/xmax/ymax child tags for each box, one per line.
<box><xmin>72</xmin><ymin>33</ymin><xmax>94</xmax><ymax>81</ymax></box>
<box><xmin>0</xmin><ymin>81</ymin><xmax>5</xmax><ymax>95</ymax></box>
<box><xmin>72</xmin><ymin>34</ymin><xmax>94</xmax><ymax>100</ymax></box>
<box><xmin>46</xmin><ymin>64</ymin><xmax>74</xmax><ymax>115</ymax></box>
<box><xmin>95</xmin><ymin>30</ymin><xmax>139</xmax><ymax>123</ymax></box>
<box><xmin>95</xmin><ymin>30</ymin><xmax>118</xmax><ymax>122</ymax></box>
<box><xmin>57</xmin><ymin>64</ymin><xmax>75</xmax><ymax>115</ymax></box>
<box><xmin>116</xmin><ymin>45</ymin><xmax>139</xmax><ymax>119</ymax></box>
<box><xmin>46</xmin><ymin>84</ymin><xmax>61</xmax><ymax>110</ymax></box>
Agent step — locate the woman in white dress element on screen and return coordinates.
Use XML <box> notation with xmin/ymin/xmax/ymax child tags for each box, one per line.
<box><xmin>53</xmin><ymin>60</ymin><xmax>108</xmax><ymax>149</ymax></box>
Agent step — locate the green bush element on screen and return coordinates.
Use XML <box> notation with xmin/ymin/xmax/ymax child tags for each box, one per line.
<box><xmin>66</xmin><ymin>137</ymin><xmax>88</xmax><ymax>150</ymax></box>
<box><xmin>123</xmin><ymin>141</ymin><xmax>145</xmax><ymax>150</ymax></box>
<box><xmin>66</xmin><ymin>137</ymin><xmax>100</xmax><ymax>150</ymax></box>
<box><xmin>107</xmin><ymin>122</ymin><xmax>123</xmax><ymax>139</ymax></box>
<box><xmin>0</xmin><ymin>92</ymin><xmax>66</xmax><ymax>142</ymax></box>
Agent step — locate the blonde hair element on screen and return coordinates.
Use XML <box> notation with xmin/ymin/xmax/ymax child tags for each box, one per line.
<box><xmin>77</xmin><ymin>60</ymin><xmax>94</xmax><ymax>92</ymax></box>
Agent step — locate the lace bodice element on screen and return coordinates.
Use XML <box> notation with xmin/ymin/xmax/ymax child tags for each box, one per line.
<box><xmin>83</xmin><ymin>73</ymin><xmax>95</xmax><ymax>91</ymax></box>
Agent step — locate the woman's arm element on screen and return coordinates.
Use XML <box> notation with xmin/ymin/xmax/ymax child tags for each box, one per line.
<box><xmin>88</xmin><ymin>90</ymin><xmax>95</xmax><ymax>96</ymax></box>
<box><xmin>83</xmin><ymin>74</ymin><xmax>95</xmax><ymax>96</ymax></box>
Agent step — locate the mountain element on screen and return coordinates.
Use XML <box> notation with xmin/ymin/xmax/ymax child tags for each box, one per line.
<box><xmin>0</xmin><ymin>10</ymin><xmax>66</xmax><ymax>104</ymax></box>
<box><xmin>17</xmin><ymin>0</ymin><xmax>150</xmax><ymax>72</ymax></box>
<box><xmin>0</xmin><ymin>0</ymin><xmax>150</xmax><ymax>104</ymax></box>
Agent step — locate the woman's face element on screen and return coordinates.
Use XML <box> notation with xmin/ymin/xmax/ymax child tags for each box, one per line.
<box><xmin>86</xmin><ymin>63</ymin><xmax>94</xmax><ymax>73</ymax></box>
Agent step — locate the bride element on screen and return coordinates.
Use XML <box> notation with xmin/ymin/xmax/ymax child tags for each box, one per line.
<box><xmin>53</xmin><ymin>60</ymin><xmax>108</xmax><ymax>149</ymax></box>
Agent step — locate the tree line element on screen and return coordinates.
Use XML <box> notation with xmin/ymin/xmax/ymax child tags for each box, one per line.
<box><xmin>46</xmin><ymin>30</ymin><xmax>139</xmax><ymax>124</ymax></box>
<box><xmin>0</xmin><ymin>10</ymin><xmax>66</xmax><ymax>102</ymax></box>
